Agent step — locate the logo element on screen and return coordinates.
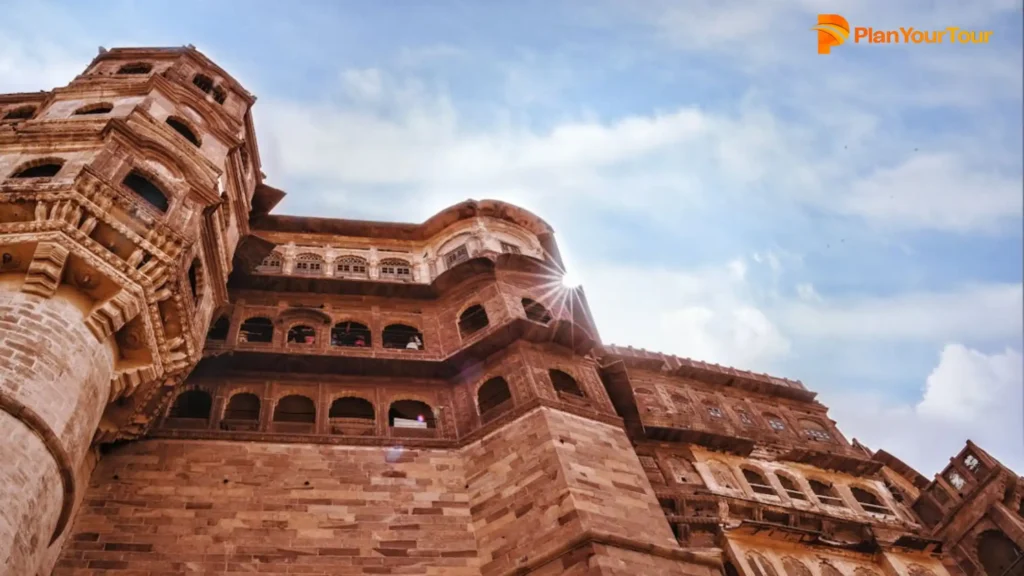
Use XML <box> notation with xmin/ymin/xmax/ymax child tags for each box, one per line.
<box><xmin>812</xmin><ymin>14</ymin><xmax>850</xmax><ymax>54</ymax></box>
<box><xmin>813</xmin><ymin>14</ymin><xmax>993</xmax><ymax>54</ymax></box>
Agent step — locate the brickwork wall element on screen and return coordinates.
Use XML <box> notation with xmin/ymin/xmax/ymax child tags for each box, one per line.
<box><xmin>462</xmin><ymin>407</ymin><xmax>686</xmax><ymax>576</ymax></box>
<box><xmin>0</xmin><ymin>287</ymin><xmax>115</xmax><ymax>576</ymax></box>
<box><xmin>54</xmin><ymin>439</ymin><xmax>480</xmax><ymax>575</ymax></box>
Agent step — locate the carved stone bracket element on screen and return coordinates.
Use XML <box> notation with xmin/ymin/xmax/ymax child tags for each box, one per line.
<box><xmin>85</xmin><ymin>289</ymin><xmax>144</xmax><ymax>341</ymax></box>
<box><xmin>21</xmin><ymin>242</ymin><xmax>70</xmax><ymax>298</ymax></box>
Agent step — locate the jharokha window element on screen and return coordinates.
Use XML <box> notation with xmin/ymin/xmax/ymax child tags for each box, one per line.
<box><xmin>379</xmin><ymin>258</ymin><xmax>412</xmax><ymax>281</ymax></box>
<box><xmin>801</xmin><ymin>419</ymin><xmax>833</xmax><ymax>442</ymax></box>
<box><xmin>947</xmin><ymin>470</ymin><xmax>966</xmax><ymax>491</ymax></box>
<box><xmin>809</xmin><ymin>480</ymin><xmax>846</xmax><ymax>508</ymax></box>
<box><xmin>294</xmin><ymin>253</ymin><xmax>324</xmax><ymax>275</ymax></box>
<box><xmin>500</xmin><ymin>241</ymin><xmax>521</xmax><ymax>254</ymax></box>
<box><xmin>335</xmin><ymin>255</ymin><xmax>368</xmax><ymax>278</ymax></box>
<box><xmin>765</xmin><ymin>414</ymin><xmax>787</xmax><ymax>431</ymax></box>
<box><xmin>963</xmin><ymin>453</ymin><xmax>981</xmax><ymax>472</ymax></box>
<box><xmin>443</xmin><ymin>245</ymin><xmax>470</xmax><ymax>268</ymax></box>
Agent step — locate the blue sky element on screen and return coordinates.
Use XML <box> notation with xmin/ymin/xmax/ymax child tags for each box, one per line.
<box><xmin>2</xmin><ymin>0</ymin><xmax>1021</xmax><ymax>473</ymax></box>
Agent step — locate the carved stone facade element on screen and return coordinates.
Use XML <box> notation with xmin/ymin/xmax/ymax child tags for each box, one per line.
<box><xmin>0</xmin><ymin>46</ymin><xmax>1018</xmax><ymax>576</ymax></box>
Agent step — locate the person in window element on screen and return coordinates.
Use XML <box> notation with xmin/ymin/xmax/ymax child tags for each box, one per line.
<box><xmin>406</xmin><ymin>336</ymin><xmax>422</xmax><ymax>350</ymax></box>
<box><xmin>354</xmin><ymin>336</ymin><xmax>366</xmax><ymax>347</ymax></box>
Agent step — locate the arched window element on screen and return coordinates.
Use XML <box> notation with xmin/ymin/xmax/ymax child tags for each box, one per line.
<box><xmin>239</xmin><ymin>317</ymin><xmax>273</xmax><ymax>343</ymax></box>
<box><xmin>800</xmin><ymin>419</ymin><xmax>833</xmax><ymax>442</ymax></box>
<box><xmin>500</xmin><ymin>241</ymin><xmax>521</xmax><ymax>254</ymax></box>
<box><xmin>735</xmin><ymin>409</ymin><xmax>754</xmax><ymax>426</ymax></box>
<box><xmin>743</xmin><ymin>468</ymin><xmax>778</xmax><ymax>496</ymax></box>
<box><xmin>707</xmin><ymin>405</ymin><xmax>724</xmax><ymax>419</ymax></box>
<box><xmin>778</xmin><ymin>473</ymin><xmax>807</xmax><ymax>501</ymax></box>
<box><xmin>11</xmin><ymin>160</ymin><xmax>64</xmax><ymax>179</ymax></box>
<box><xmin>169</xmin><ymin>390</ymin><xmax>212</xmax><ymax>420</ymax></box>
<box><xmin>522</xmin><ymin>298</ymin><xmax>552</xmax><ymax>323</ymax></box>
<box><xmin>193</xmin><ymin>73</ymin><xmax>214</xmax><ymax>93</ymax></box>
<box><xmin>458</xmin><ymin>304</ymin><xmax>489</xmax><ymax>337</ymax></box>
<box><xmin>978</xmin><ymin>530</ymin><xmax>1022</xmax><ymax>576</ymax></box>
<box><xmin>809</xmin><ymin>480</ymin><xmax>846</xmax><ymax>508</ymax></box>
<box><xmin>746</xmin><ymin>552</ymin><xmax>779</xmax><ymax>576</ymax></box>
<box><xmin>331</xmin><ymin>321</ymin><xmax>371</xmax><ymax>347</ymax></box>
<box><xmin>477</xmin><ymin>377</ymin><xmax>513</xmax><ymax>421</ymax></box>
<box><xmin>257</xmin><ymin>252</ymin><xmax>283</xmax><ymax>273</ymax></box>
<box><xmin>3</xmin><ymin>106</ymin><xmax>35</xmax><ymax>120</ymax></box>
<box><xmin>74</xmin><ymin>102</ymin><xmax>113</xmax><ymax>115</ymax></box>
<box><xmin>206</xmin><ymin>316</ymin><xmax>229</xmax><ymax>340</ymax></box>
<box><xmin>851</xmin><ymin>487</ymin><xmax>892</xmax><ymax>515</ymax></box>
<box><xmin>122</xmin><ymin>170</ymin><xmax>169</xmax><ymax>212</ymax></box>
<box><xmin>443</xmin><ymin>245</ymin><xmax>470</xmax><ymax>268</ymax></box>
<box><xmin>781</xmin><ymin>557</ymin><xmax>812</xmax><ymax>576</ymax></box>
<box><xmin>389</xmin><ymin>400</ymin><xmax>435</xmax><ymax>429</ymax></box>
<box><xmin>335</xmin><ymin>255</ymin><xmax>368</xmax><ymax>278</ymax></box>
<box><xmin>764</xmin><ymin>413</ymin><xmax>787</xmax><ymax>432</ymax></box>
<box><xmin>819</xmin><ymin>562</ymin><xmax>845</xmax><ymax>576</ymax></box>
<box><xmin>273</xmin><ymin>395</ymin><xmax>316</xmax><ymax>423</ymax></box>
<box><xmin>549</xmin><ymin>369</ymin><xmax>584</xmax><ymax>397</ymax></box>
<box><xmin>946</xmin><ymin>470</ymin><xmax>967</xmax><ymax>491</ymax></box>
<box><xmin>294</xmin><ymin>253</ymin><xmax>324</xmax><ymax>275</ymax></box>
<box><xmin>224</xmin><ymin>393</ymin><xmax>260</xmax><ymax>421</ymax></box>
<box><xmin>329</xmin><ymin>397</ymin><xmax>375</xmax><ymax>420</ymax></box>
<box><xmin>166</xmin><ymin>117</ymin><xmax>200</xmax><ymax>147</ymax></box>
<box><xmin>382</xmin><ymin>324</ymin><xmax>423</xmax><ymax>350</ymax></box>
<box><xmin>117</xmin><ymin>62</ymin><xmax>151</xmax><ymax>75</ymax></box>
<box><xmin>188</xmin><ymin>259</ymin><xmax>200</xmax><ymax>302</ymax></box>
<box><xmin>379</xmin><ymin>258</ymin><xmax>412</xmax><ymax>281</ymax></box>
<box><xmin>287</xmin><ymin>325</ymin><xmax>316</xmax><ymax>345</ymax></box>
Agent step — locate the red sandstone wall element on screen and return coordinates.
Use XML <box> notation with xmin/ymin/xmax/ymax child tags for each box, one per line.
<box><xmin>462</xmin><ymin>407</ymin><xmax>694</xmax><ymax>575</ymax></box>
<box><xmin>53</xmin><ymin>440</ymin><xmax>480</xmax><ymax>575</ymax></box>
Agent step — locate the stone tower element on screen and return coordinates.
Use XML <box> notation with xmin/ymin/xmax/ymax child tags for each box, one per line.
<box><xmin>0</xmin><ymin>47</ymin><xmax>262</xmax><ymax>574</ymax></box>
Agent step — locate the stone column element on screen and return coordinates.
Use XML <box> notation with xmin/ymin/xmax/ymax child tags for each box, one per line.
<box><xmin>0</xmin><ymin>288</ymin><xmax>115</xmax><ymax>576</ymax></box>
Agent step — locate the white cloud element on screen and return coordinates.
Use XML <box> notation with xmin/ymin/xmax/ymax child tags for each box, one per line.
<box><xmin>829</xmin><ymin>344</ymin><xmax>1024</xmax><ymax>473</ymax></box>
<box><xmin>582</xmin><ymin>259</ymin><xmax>792</xmax><ymax>373</ymax></box>
<box><xmin>841</xmin><ymin>153</ymin><xmax>1023</xmax><ymax>233</ymax></box>
<box><xmin>778</xmin><ymin>283</ymin><xmax>1023</xmax><ymax>343</ymax></box>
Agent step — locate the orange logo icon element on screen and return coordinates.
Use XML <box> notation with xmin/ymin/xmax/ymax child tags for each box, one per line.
<box><xmin>813</xmin><ymin>14</ymin><xmax>851</xmax><ymax>54</ymax></box>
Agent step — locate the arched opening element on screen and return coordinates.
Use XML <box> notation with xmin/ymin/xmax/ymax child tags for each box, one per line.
<box><xmin>294</xmin><ymin>253</ymin><xmax>324</xmax><ymax>275</ymax></box>
<box><xmin>3</xmin><ymin>106</ymin><xmax>35</xmax><ymax>120</ymax></box>
<box><xmin>166</xmin><ymin>117</ymin><xmax>200</xmax><ymax>147</ymax></box>
<box><xmin>746</xmin><ymin>552</ymin><xmax>779</xmax><ymax>576</ymax></box>
<box><xmin>522</xmin><ymin>298</ymin><xmax>552</xmax><ymax>323</ymax></box>
<box><xmin>458</xmin><ymin>304</ymin><xmax>489</xmax><ymax>338</ymax></box>
<box><xmin>818</xmin><ymin>562</ymin><xmax>844</xmax><ymax>576</ymax></box>
<box><xmin>800</xmin><ymin>419</ymin><xmax>833</xmax><ymax>442</ymax></box>
<box><xmin>74</xmin><ymin>102</ymin><xmax>113</xmax><ymax>115</ymax></box>
<box><xmin>223</xmin><ymin>393</ymin><xmax>260</xmax><ymax>422</ymax></box>
<box><xmin>778</xmin><ymin>474</ymin><xmax>808</xmax><ymax>501</ymax></box>
<box><xmin>117</xmin><ymin>62</ymin><xmax>152</xmax><ymax>74</ymax></box>
<box><xmin>549</xmin><ymin>369</ymin><xmax>584</xmax><ymax>397</ymax></box>
<box><xmin>188</xmin><ymin>259</ymin><xmax>199</xmax><ymax>303</ymax></box>
<box><xmin>765</xmin><ymin>413</ymin><xmax>787</xmax><ymax>432</ymax></box>
<box><xmin>206</xmin><ymin>316</ymin><xmax>229</xmax><ymax>340</ymax></box>
<box><xmin>809</xmin><ymin>480</ymin><xmax>846</xmax><ymax>508</ymax></box>
<box><xmin>257</xmin><ymin>252</ymin><xmax>283</xmax><ymax>273</ymax></box>
<box><xmin>193</xmin><ymin>73</ymin><xmax>215</xmax><ymax>93</ymax></box>
<box><xmin>851</xmin><ymin>487</ymin><xmax>892</xmax><ymax>515</ymax></box>
<box><xmin>328</xmin><ymin>397</ymin><xmax>375</xmax><ymax>436</ymax></box>
<box><xmin>122</xmin><ymin>170</ymin><xmax>169</xmax><ymax>212</ymax></box>
<box><xmin>782</xmin><ymin>557</ymin><xmax>813</xmax><ymax>576</ymax></box>
<box><xmin>389</xmin><ymin>400</ymin><xmax>435</xmax><ymax>429</ymax></box>
<box><xmin>335</xmin><ymin>255</ymin><xmax>368</xmax><ymax>278</ymax></box>
<box><xmin>273</xmin><ymin>395</ymin><xmax>316</xmax><ymax>423</ymax></box>
<box><xmin>238</xmin><ymin>317</ymin><xmax>274</xmax><ymax>343</ymax></box>
<box><xmin>331</xmin><ymin>321</ymin><xmax>370</xmax><ymax>347</ymax></box>
<box><xmin>743</xmin><ymin>468</ymin><xmax>778</xmax><ymax>496</ymax></box>
<box><xmin>329</xmin><ymin>397</ymin><xmax>375</xmax><ymax>420</ymax></box>
<box><xmin>379</xmin><ymin>258</ymin><xmax>412</xmax><ymax>281</ymax></box>
<box><xmin>286</xmin><ymin>325</ymin><xmax>316</xmax><ymax>345</ymax></box>
<box><xmin>382</xmin><ymin>324</ymin><xmax>423</xmax><ymax>350</ymax></box>
<box><xmin>477</xmin><ymin>377</ymin><xmax>513</xmax><ymax>422</ymax></box>
<box><xmin>168</xmin><ymin>390</ymin><xmax>212</xmax><ymax>421</ymax></box>
<box><xmin>978</xmin><ymin>531</ymin><xmax>1022</xmax><ymax>576</ymax></box>
<box><xmin>12</xmin><ymin>160</ymin><xmax>63</xmax><ymax>179</ymax></box>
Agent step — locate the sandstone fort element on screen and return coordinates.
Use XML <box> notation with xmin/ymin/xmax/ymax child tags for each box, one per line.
<box><xmin>0</xmin><ymin>46</ymin><xmax>1020</xmax><ymax>576</ymax></box>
